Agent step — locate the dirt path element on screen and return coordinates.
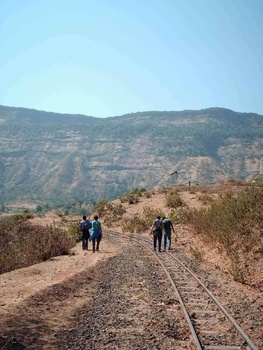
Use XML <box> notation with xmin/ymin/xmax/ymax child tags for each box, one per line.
<box><xmin>0</xmin><ymin>236</ymin><xmax>118</xmax><ymax>313</ymax></box>
<box><xmin>0</xmin><ymin>234</ymin><xmax>192</xmax><ymax>350</ymax></box>
<box><xmin>0</xmin><ymin>235</ymin><xmax>119</xmax><ymax>349</ymax></box>
<box><xmin>54</xmin><ymin>241</ymin><xmax>193</xmax><ymax>350</ymax></box>
<box><xmin>0</xmin><ymin>230</ymin><xmax>262</xmax><ymax>349</ymax></box>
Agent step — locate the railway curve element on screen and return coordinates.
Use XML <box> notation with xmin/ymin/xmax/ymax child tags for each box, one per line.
<box><xmin>106</xmin><ymin>230</ymin><xmax>258</xmax><ymax>350</ymax></box>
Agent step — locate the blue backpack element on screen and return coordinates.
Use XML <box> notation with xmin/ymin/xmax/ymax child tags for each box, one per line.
<box><xmin>82</xmin><ymin>220</ymin><xmax>92</xmax><ymax>230</ymax></box>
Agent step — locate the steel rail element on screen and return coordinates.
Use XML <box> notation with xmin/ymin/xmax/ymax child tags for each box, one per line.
<box><xmin>165</xmin><ymin>251</ymin><xmax>258</xmax><ymax>350</ymax></box>
<box><xmin>105</xmin><ymin>229</ymin><xmax>202</xmax><ymax>349</ymax></box>
<box><xmin>147</xmin><ymin>244</ymin><xmax>203</xmax><ymax>350</ymax></box>
<box><xmin>105</xmin><ymin>230</ymin><xmax>258</xmax><ymax>350</ymax></box>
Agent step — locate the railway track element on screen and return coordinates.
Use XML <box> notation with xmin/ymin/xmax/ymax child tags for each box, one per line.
<box><xmin>105</xmin><ymin>230</ymin><xmax>258</xmax><ymax>350</ymax></box>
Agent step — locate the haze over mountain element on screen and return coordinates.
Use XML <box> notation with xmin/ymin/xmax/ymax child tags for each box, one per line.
<box><xmin>0</xmin><ymin>105</ymin><xmax>262</xmax><ymax>204</ymax></box>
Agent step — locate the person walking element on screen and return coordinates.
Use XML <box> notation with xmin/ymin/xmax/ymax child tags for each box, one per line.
<box><xmin>150</xmin><ymin>216</ymin><xmax>163</xmax><ymax>252</ymax></box>
<box><xmin>79</xmin><ymin>215</ymin><xmax>92</xmax><ymax>250</ymax></box>
<box><xmin>162</xmin><ymin>216</ymin><xmax>175</xmax><ymax>251</ymax></box>
<box><xmin>90</xmin><ymin>215</ymin><xmax>102</xmax><ymax>253</ymax></box>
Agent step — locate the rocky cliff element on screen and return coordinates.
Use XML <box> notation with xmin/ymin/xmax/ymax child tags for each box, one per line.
<box><xmin>0</xmin><ymin>105</ymin><xmax>262</xmax><ymax>203</ymax></box>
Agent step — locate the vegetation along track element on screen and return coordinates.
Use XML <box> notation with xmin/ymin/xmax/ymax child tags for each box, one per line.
<box><xmin>106</xmin><ymin>230</ymin><xmax>258</xmax><ymax>350</ymax></box>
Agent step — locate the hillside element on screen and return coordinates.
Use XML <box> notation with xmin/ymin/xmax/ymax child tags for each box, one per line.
<box><xmin>1</xmin><ymin>183</ymin><xmax>262</xmax><ymax>349</ymax></box>
<box><xmin>0</xmin><ymin>105</ymin><xmax>262</xmax><ymax>205</ymax></box>
<box><xmin>97</xmin><ymin>183</ymin><xmax>263</xmax><ymax>291</ymax></box>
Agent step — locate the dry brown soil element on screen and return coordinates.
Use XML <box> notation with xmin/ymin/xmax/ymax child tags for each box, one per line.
<box><xmin>0</xmin><ymin>188</ymin><xmax>262</xmax><ymax>349</ymax></box>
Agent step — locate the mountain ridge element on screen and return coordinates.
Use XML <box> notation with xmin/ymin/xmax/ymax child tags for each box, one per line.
<box><xmin>0</xmin><ymin>104</ymin><xmax>262</xmax><ymax>204</ymax></box>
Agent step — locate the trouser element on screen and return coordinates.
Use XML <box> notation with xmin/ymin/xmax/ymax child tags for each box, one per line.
<box><xmin>92</xmin><ymin>238</ymin><xmax>101</xmax><ymax>252</ymax></box>
<box><xmin>153</xmin><ymin>231</ymin><xmax>162</xmax><ymax>251</ymax></box>
<box><xmin>82</xmin><ymin>230</ymin><xmax>90</xmax><ymax>250</ymax></box>
<box><xmin>163</xmin><ymin>230</ymin><xmax>172</xmax><ymax>250</ymax></box>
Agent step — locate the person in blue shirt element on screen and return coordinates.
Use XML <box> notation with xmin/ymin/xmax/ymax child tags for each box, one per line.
<box><xmin>162</xmin><ymin>216</ymin><xmax>175</xmax><ymax>251</ymax></box>
<box><xmin>90</xmin><ymin>215</ymin><xmax>102</xmax><ymax>253</ymax></box>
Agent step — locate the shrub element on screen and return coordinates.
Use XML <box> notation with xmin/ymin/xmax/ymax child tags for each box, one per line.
<box><xmin>197</xmin><ymin>193</ymin><xmax>214</xmax><ymax>204</ymax></box>
<box><xmin>192</xmin><ymin>188</ymin><xmax>262</xmax><ymax>244</ymax></box>
<box><xmin>95</xmin><ymin>200</ymin><xmax>126</xmax><ymax>223</ymax></box>
<box><xmin>111</xmin><ymin>203</ymin><xmax>126</xmax><ymax>215</ymax></box>
<box><xmin>190</xmin><ymin>187</ymin><xmax>263</xmax><ymax>282</ymax></box>
<box><xmin>119</xmin><ymin>193</ymin><xmax>139</xmax><ymax>204</ymax></box>
<box><xmin>143</xmin><ymin>206</ymin><xmax>165</xmax><ymax>225</ymax></box>
<box><xmin>95</xmin><ymin>199</ymin><xmax>109</xmax><ymax>216</ymax></box>
<box><xmin>143</xmin><ymin>190</ymin><xmax>152</xmax><ymax>198</ymax></box>
<box><xmin>119</xmin><ymin>188</ymin><xmax>147</xmax><ymax>204</ymax></box>
<box><xmin>0</xmin><ymin>215</ymin><xmax>77</xmax><ymax>274</ymax></box>
<box><xmin>169</xmin><ymin>207</ymin><xmax>193</xmax><ymax>225</ymax></box>
<box><xmin>122</xmin><ymin>206</ymin><xmax>165</xmax><ymax>233</ymax></box>
<box><xmin>122</xmin><ymin>215</ymin><xmax>148</xmax><ymax>233</ymax></box>
<box><xmin>223</xmin><ymin>179</ymin><xmax>248</xmax><ymax>187</ymax></box>
<box><xmin>166</xmin><ymin>191</ymin><xmax>184</xmax><ymax>208</ymax></box>
<box><xmin>158</xmin><ymin>186</ymin><xmax>174</xmax><ymax>194</ymax></box>
<box><xmin>252</xmin><ymin>176</ymin><xmax>263</xmax><ymax>186</ymax></box>
<box><xmin>68</xmin><ymin>222</ymin><xmax>81</xmax><ymax>243</ymax></box>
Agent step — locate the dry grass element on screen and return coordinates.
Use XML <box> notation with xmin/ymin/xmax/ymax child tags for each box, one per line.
<box><xmin>122</xmin><ymin>206</ymin><xmax>166</xmax><ymax>233</ymax></box>
<box><xmin>1</xmin><ymin>182</ymin><xmax>262</xmax><ymax>287</ymax></box>
<box><xmin>0</xmin><ymin>213</ymin><xmax>79</xmax><ymax>274</ymax></box>
<box><xmin>190</xmin><ymin>187</ymin><xmax>263</xmax><ymax>282</ymax></box>
<box><xmin>101</xmin><ymin>183</ymin><xmax>263</xmax><ymax>287</ymax></box>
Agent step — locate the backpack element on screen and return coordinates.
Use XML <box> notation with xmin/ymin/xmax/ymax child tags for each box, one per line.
<box><xmin>153</xmin><ymin>219</ymin><xmax>162</xmax><ymax>229</ymax></box>
<box><xmin>82</xmin><ymin>220</ymin><xmax>92</xmax><ymax>230</ymax></box>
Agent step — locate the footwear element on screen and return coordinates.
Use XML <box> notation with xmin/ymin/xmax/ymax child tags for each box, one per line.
<box><xmin>158</xmin><ymin>250</ymin><xmax>162</xmax><ymax>252</ymax></box>
<box><xmin>154</xmin><ymin>248</ymin><xmax>156</xmax><ymax>251</ymax></box>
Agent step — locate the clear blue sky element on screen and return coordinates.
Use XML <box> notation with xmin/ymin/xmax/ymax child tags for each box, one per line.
<box><xmin>1</xmin><ymin>0</ymin><xmax>263</xmax><ymax>117</ymax></box>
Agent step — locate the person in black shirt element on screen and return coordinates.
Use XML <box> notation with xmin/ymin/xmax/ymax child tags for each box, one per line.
<box><xmin>150</xmin><ymin>216</ymin><xmax>163</xmax><ymax>252</ymax></box>
<box><xmin>79</xmin><ymin>215</ymin><xmax>92</xmax><ymax>250</ymax></box>
<box><xmin>162</xmin><ymin>216</ymin><xmax>175</xmax><ymax>251</ymax></box>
